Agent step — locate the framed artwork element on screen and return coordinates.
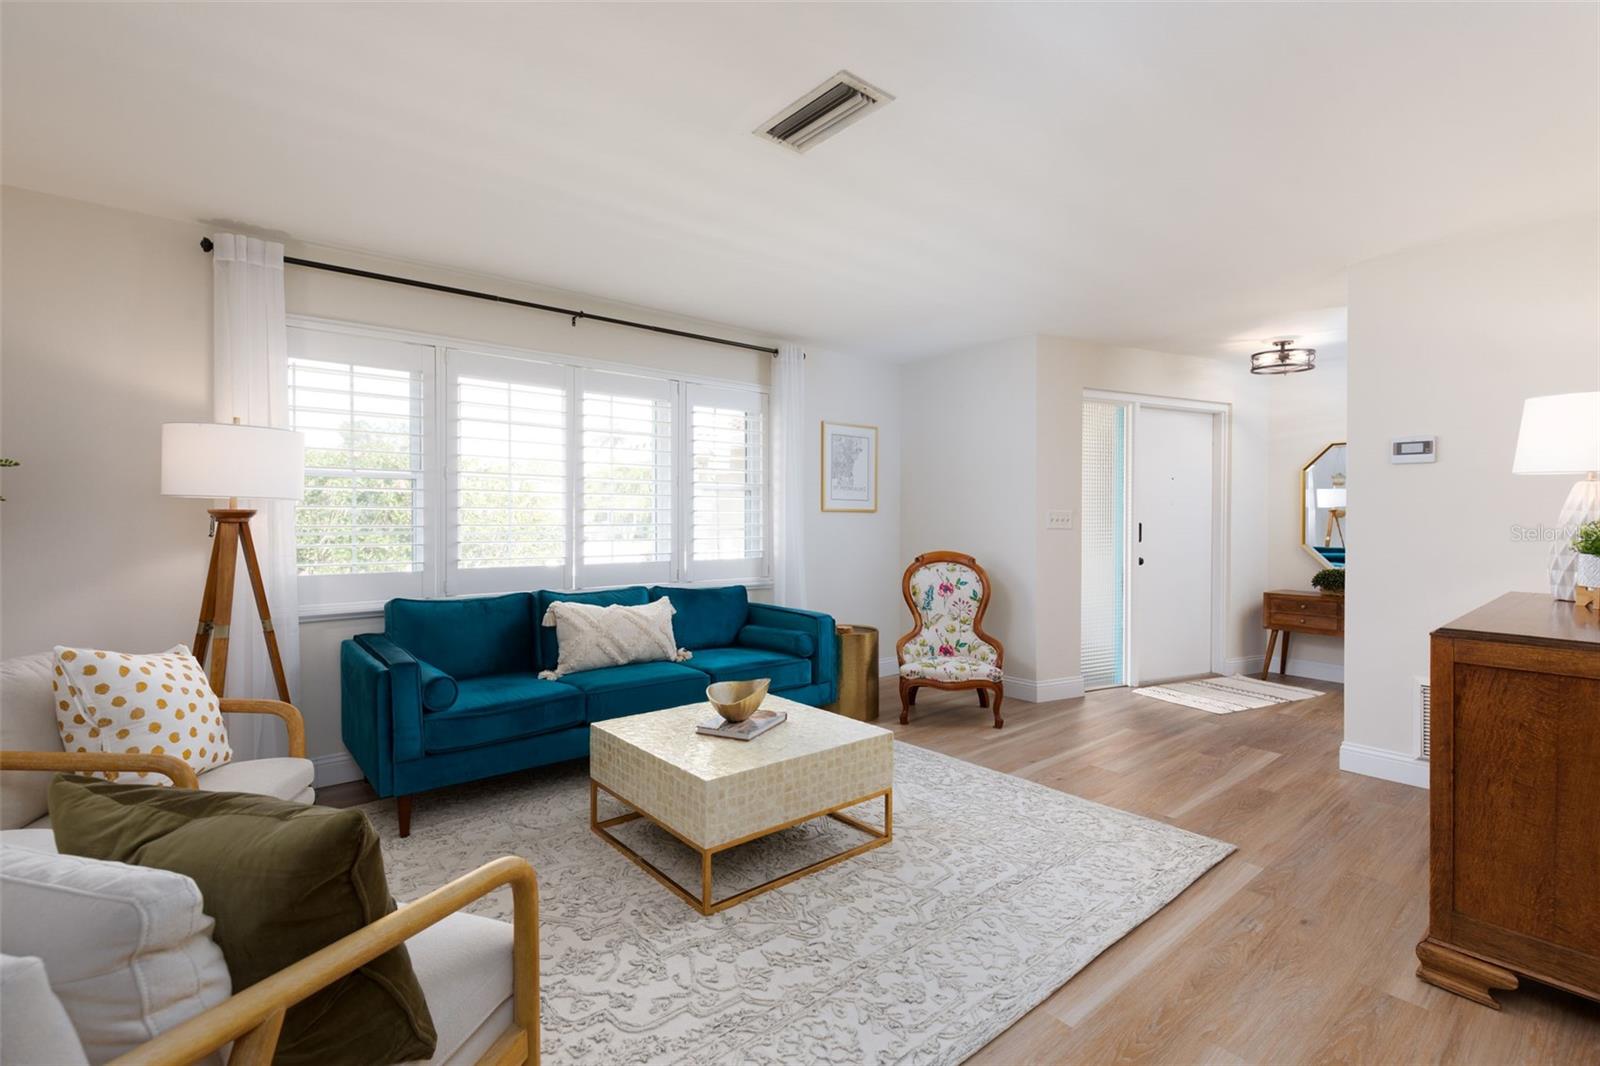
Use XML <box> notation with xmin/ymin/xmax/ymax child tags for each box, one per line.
<box><xmin>821</xmin><ymin>421</ymin><xmax>878</xmax><ymax>512</ymax></box>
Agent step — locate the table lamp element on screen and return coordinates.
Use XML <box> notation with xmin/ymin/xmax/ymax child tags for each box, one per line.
<box><xmin>1315</xmin><ymin>487</ymin><xmax>1347</xmax><ymax>548</ymax></box>
<box><xmin>161</xmin><ymin>420</ymin><xmax>305</xmax><ymax>698</ymax></box>
<box><xmin>1512</xmin><ymin>391</ymin><xmax>1600</xmax><ymax>601</ymax></box>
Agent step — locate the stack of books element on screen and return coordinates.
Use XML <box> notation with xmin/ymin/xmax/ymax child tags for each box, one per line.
<box><xmin>696</xmin><ymin>708</ymin><xmax>787</xmax><ymax>741</ymax></box>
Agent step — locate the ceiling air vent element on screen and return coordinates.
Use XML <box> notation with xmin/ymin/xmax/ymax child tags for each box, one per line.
<box><xmin>756</xmin><ymin>71</ymin><xmax>893</xmax><ymax>153</ymax></box>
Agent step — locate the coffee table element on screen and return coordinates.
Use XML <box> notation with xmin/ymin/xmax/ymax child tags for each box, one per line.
<box><xmin>589</xmin><ymin>695</ymin><xmax>893</xmax><ymax>915</ymax></box>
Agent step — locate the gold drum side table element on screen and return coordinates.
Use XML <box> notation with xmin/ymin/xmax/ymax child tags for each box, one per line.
<box><xmin>827</xmin><ymin>624</ymin><xmax>880</xmax><ymax>721</ymax></box>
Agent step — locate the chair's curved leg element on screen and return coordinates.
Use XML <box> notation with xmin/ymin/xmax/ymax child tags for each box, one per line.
<box><xmin>977</xmin><ymin>688</ymin><xmax>989</xmax><ymax>708</ymax></box>
<box><xmin>899</xmin><ymin>679</ymin><xmax>914</xmax><ymax>724</ymax></box>
<box><xmin>908</xmin><ymin>686</ymin><xmax>919</xmax><ymax>706</ymax></box>
<box><xmin>990</xmin><ymin>683</ymin><xmax>1004</xmax><ymax>729</ymax></box>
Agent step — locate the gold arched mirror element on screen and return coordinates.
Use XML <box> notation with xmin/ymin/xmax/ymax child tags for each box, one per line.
<box><xmin>1301</xmin><ymin>442</ymin><xmax>1346</xmax><ymax>568</ymax></box>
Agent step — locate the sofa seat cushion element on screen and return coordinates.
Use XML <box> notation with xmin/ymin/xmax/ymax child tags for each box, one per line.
<box><xmin>194</xmin><ymin>756</ymin><xmax>315</xmax><ymax>802</ymax></box>
<box><xmin>399</xmin><ymin>911</ymin><xmax>513</xmax><ymax>1066</ymax></box>
<box><xmin>683</xmin><ymin>646</ymin><xmax>811</xmax><ymax>689</ymax></box>
<box><xmin>423</xmin><ymin>675</ymin><xmax>584</xmax><ymax>754</ymax></box>
<box><xmin>562</xmin><ymin>661</ymin><xmax>709</xmax><ymax>723</ymax></box>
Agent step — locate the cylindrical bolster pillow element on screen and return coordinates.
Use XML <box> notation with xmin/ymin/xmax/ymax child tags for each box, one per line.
<box><xmin>737</xmin><ymin>624</ymin><xmax>816</xmax><ymax>658</ymax></box>
<box><xmin>416</xmin><ymin>660</ymin><xmax>459</xmax><ymax>712</ymax></box>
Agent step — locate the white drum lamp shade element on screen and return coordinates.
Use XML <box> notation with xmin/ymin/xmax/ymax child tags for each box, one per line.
<box><xmin>1511</xmin><ymin>391</ymin><xmax>1600</xmax><ymax>601</ymax></box>
<box><xmin>161</xmin><ymin>423</ymin><xmax>306</xmax><ymax>501</ymax></box>
<box><xmin>1315</xmin><ymin>487</ymin><xmax>1347</xmax><ymax>510</ymax></box>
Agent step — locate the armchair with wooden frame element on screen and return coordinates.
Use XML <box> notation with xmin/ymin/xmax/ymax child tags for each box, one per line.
<box><xmin>896</xmin><ymin>551</ymin><xmax>1006</xmax><ymax>729</ymax></box>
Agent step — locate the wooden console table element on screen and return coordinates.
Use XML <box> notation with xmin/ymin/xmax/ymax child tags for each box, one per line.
<box><xmin>1260</xmin><ymin>589</ymin><xmax>1344</xmax><ymax>679</ymax></box>
<box><xmin>1417</xmin><ymin>593</ymin><xmax>1600</xmax><ymax>1009</ymax></box>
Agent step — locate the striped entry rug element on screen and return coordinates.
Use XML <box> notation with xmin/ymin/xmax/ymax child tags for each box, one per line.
<box><xmin>1133</xmin><ymin>674</ymin><xmax>1322</xmax><ymax>714</ymax></box>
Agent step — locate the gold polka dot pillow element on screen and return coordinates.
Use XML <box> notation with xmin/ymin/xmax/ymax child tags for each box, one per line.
<box><xmin>51</xmin><ymin>645</ymin><xmax>233</xmax><ymax>783</ymax></box>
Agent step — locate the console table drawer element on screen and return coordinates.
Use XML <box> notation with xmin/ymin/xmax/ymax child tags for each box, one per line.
<box><xmin>1265</xmin><ymin>594</ymin><xmax>1341</xmax><ymax>618</ymax></box>
<box><xmin>1266</xmin><ymin>609</ymin><xmax>1341</xmax><ymax>633</ymax></box>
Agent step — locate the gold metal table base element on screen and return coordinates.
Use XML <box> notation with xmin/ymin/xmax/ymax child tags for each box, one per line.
<box><xmin>589</xmin><ymin>779</ymin><xmax>892</xmax><ymax>916</ymax></box>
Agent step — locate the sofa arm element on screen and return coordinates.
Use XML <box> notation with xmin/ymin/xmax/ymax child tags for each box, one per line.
<box><xmin>0</xmin><ymin>750</ymin><xmax>200</xmax><ymax>789</ymax></box>
<box><xmin>110</xmin><ymin>856</ymin><xmax>540</xmax><ymax>1066</ymax></box>
<box><xmin>347</xmin><ymin>635</ymin><xmax>425</xmax><ymax>768</ymax></box>
<box><xmin>745</xmin><ymin>603</ymin><xmax>839</xmax><ymax>698</ymax></box>
<box><xmin>219</xmin><ymin>699</ymin><xmax>307</xmax><ymax>758</ymax></box>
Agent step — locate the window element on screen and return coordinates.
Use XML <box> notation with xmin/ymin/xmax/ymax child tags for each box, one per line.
<box><xmin>447</xmin><ymin>350</ymin><xmax>569</xmax><ymax>594</ymax></box>
<box><xmin>686</xmin><ymin>384</ymin><xmax>766</xmax><ymax>581</ymax></box>
<box><xmin>288</xmin><ymin>327</ymin><xmax>431</xmax><ymax>607</ymax></box>
<box><xmin>578</xmin><ymin>370</ymin><xmax>674</xmax><ymax>586</ymax></box>
<box><xmin>288</xmin><ymin>320</ymin><xmax>769</xmax><ymax>612</ymax></box>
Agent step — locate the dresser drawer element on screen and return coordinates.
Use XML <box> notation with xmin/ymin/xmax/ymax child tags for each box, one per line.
<box><xmin>1266</xmin><ymin>609</ymin><xmax>1341</xmax><ymax>633</ymax></box>
<box><xmin>1265</xmin><ymin>594</ymin><xmax>1341</xmax><ymax>618</ymax></box>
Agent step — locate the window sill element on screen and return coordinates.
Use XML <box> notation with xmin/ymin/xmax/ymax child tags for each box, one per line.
<box><xmin>297</xmin><ymin>579</ymin><xmax>774</xmax><ymax>624</ymax></box>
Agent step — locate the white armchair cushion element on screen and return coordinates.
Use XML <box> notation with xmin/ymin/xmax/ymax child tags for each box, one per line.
<box><xmin>197</xmin><ymin>756</ymin><xmax>315</xmax><ymax>803</ymax></box>
<box><xmin>900</xmin><ymin>657</ymin><xmax>1005</xmax><ymax>682</ymax></box>
<box><xmin>1</xmin><ymin>954</ymin><xmax>89</xmax><ymax>1066</ymax></box>
<box><xmin>0</xmin><ymin>844</ymin><xmax>232</xmax><ymax>1064</ymax></box>
<box><xmin>401</xmin><ymin>911</ymin><xmax>514</xmax><ymax>1066</ymax></box>
<box><xmin>2</xmin><ymin>652</ymin><xmax>62</xmax><ymax>829</ymax></box>
<box><xmin>51</xmin><ymin>645</ymin><xmax>233</xmax><ymax>784</ymax></box>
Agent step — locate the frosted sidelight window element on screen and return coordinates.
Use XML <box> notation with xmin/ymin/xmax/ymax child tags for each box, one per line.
<box><xmin>1081</xmin><ymin>400</ymin><xmax>1127</xmax><ymax>689</ymax></box>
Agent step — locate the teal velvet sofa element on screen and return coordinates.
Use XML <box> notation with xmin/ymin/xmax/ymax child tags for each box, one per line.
<box><xmin>341</xmin><ymin>584</ymin><xmax>837</xmax><ymax>835</ymax></box>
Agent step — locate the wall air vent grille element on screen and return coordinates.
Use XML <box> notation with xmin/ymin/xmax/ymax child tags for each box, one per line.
<box><xmin>756</xmin><ymin>71</ymin><xmax>893</xmax><ymax>153</ymax></box>
<box><xmin>1418</xmin><ymin>679</ymin><xmax>1432</xmax><ymax>760</ymax></box>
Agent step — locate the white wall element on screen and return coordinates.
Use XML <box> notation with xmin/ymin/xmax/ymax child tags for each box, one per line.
<box><xmin>2</xmin><ymin>187</ymin><xmax>904</xmax><ymax>781</ymax></box>
<box><xmin>1265</xmin><ymin>358</ymin><xmax>1348</xmax><ymax>679</ymax></box>
<box><xmin>1343</xmin><ymin>215</ymin><xmax>1600</xmax><ymax>786</ymax></box>
<box><xmin>899</xmin><ymin>336</ymin><xmax>1041</xmax><ymax>683</ymax></box>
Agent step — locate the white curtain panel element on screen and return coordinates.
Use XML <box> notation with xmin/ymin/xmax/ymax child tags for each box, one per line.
<box><xmin>211</xmin><ymin>234</ymin><xmax>299</xmax><ymax>758</ymax></box>
<box><xmin>771</xmin><ymin>343</ymin><xmax>808</xmax><ymax>607</ymax></box>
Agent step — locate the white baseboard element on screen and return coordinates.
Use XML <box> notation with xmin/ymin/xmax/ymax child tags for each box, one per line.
<box><xmin>1005</xmin><ymin>675</ymin><xmax>1085</xmax><ymax>703</ymax></box>
<box><xmin>1338</xmin><ymin>741</ymin><xmax>1429</xmax><ymax>789</ymax></box>
<box><xmin>312</xmin><ymin>751</ymin><xmax>365</xmax><ymax>788</ymax></box>
<box><xmin>1221</xmin><ymin>655</ymin><xmax>1343</xmax><ymax>684</ymax></box>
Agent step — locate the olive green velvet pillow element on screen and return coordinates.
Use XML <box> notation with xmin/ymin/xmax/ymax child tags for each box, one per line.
<box><xmin>48</xmin><ymin>776</ymin><xmax>435</xmax><ymax>1066</ymax></box>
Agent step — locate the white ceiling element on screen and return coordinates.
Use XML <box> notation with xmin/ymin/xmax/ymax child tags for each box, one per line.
<box><xmin>3</xmin><ymin>3</ymin><xmax>1594</xmax><ymax>360</ymax></box>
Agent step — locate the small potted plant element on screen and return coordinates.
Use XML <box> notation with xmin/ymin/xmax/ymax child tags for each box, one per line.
<box><xmin>1572</xmin><ymin>520</ymin><xmax>1600</xmax><ymax>594</ymax></box>
<box><xmin>1312</xmin><ymin>567</ymin><xmax>1345</xmax><ymax>596</ymax></box>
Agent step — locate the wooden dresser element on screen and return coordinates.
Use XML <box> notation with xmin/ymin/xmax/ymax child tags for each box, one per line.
<box><xmin>1418</xmin><ymin>593</ymin><xmax>1600</xmax><ymax>1008</ymax></box>
<box><xmin>1259</xmin><ymin>590</ymin><xmax>1344</xmax><ymax>679</ymax></box>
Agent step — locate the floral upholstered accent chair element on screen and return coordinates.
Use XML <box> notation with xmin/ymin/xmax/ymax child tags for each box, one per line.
<box><xmin>896</xmin><ymin>551</ymin><xmax>1006</xmax><ymax>728</ymax></box>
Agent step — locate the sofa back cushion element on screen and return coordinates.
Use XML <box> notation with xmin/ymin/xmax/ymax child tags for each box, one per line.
<box><xmin>0</xmin><ymin>842</ymin><xmax>232</xmax><ymax>1065</ymax></box>
<box><xmin>386</xmin><ymin>593</ymin><xmax>535</xmax><ymax>680</ymax></box>
<box><xmin>648</xmin><ymin>585</ymin><xmax>749</xmax><ymax>650</ymax></box>
<box><xmin>1</xmin><ymin>652</ymin><xmax>63</xmax><ymax>829</ymax></box>
<box><xmin>535</xmin><ymin>586</ymin><xmax>649</xmax><ymax>668</ymax></box>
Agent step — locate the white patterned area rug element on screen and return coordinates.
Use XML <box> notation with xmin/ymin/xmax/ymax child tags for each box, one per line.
<box><xmin>365</xmin><ymin>742</ymin><xmax>1232</xmax><ymax>1065</ymax></box>
<box><xmin>1134</xmin><ymin>674</ymin><xmax>1322</xmax><ymax>714</ymax></box>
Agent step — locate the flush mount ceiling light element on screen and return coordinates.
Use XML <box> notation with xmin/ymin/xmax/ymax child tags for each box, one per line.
<box><xmin>755</xmin><ymin>71</ymin><xmax>893</xmax><ymax>153</ymax></box>
<box><xmin>1249</xmin><ymin>339</ymin><xmax>1317</xmax><ymax>375</ymax></box>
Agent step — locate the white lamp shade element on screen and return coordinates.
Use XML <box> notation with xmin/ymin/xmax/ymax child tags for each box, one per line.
<box><xmin>1316</xmin><ymin>487</ymin><xmax>1347</xmax><ymax>509</ymax></box>
<box><xmin>161</xmin><ymin>423</ymin><xmax>305</xmax><ymax>500</ymax></box>
<box><xmin>1512</xmin><ymin>391</ymin><xmax>1600</xmax><ymax>475</ymax></box>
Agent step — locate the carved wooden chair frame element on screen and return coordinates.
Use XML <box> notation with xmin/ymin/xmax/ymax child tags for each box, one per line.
<box><xmin>896</xmin><ymin>550</ymin><xmax>1006</xmax><ymax>728</ymax></box>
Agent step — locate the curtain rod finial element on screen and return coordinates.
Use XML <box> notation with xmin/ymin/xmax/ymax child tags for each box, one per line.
<box><xmin>200</xmin><ymin>237</ymin><xmax>214</xmax><ymax>253</ymax></box>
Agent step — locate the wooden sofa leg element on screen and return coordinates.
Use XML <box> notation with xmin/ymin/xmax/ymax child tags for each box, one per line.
<box><xmin>397</xmin><ymin>795</ymin><xmax>413</xmax><ymax>838</ymax></box>
<box><xmin>991</xmin><ymin>684</ymin><xmax>1004</xmax><ymax>729</ymax></box>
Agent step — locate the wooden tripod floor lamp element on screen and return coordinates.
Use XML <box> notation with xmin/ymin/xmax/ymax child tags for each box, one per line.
<box><xmin>161</xmin><ymin>420</ymin><xmax>305</xmax><ymax>701</ymax></box>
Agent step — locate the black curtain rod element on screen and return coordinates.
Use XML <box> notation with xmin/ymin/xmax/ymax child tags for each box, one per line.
<box><xmin>199</xmin><ymin>237</ymin><xmax>782</xmax><ymax>356</ymax></box>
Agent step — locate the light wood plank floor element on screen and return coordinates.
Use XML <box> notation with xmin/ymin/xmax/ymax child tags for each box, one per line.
<box><xmin>323</xmin><ymin>678</ymin><xmax>1600</xmax><ymax>1063</ymax></box>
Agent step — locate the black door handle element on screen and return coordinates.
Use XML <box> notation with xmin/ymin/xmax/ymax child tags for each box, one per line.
<box><xmin>1138</xmin><ymin>557</ymin><xmax>1145</xmax><ymax>566</ymax></box>
<box><xmin>1138</xmin><ymin>522</ymin><xmax>1143</xmax><ymax>543</ymax></box>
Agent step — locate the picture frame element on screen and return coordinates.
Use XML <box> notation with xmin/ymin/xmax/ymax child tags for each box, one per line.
<box><xmin>820</xmin><ymin>421</ymin><xmax>878</xmax><ymax>513</ymax></box>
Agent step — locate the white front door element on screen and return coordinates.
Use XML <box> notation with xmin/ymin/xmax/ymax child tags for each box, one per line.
<box><xmin>1131</xmin><ymin>405</ymin><xmax>1215</xmax><ymax>683</ymax></box>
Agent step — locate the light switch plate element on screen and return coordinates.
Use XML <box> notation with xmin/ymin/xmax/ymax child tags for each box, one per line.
<box><xmin>1047</xmin><ymin>510</ymin><xmax>1073</xmax><ymax>530</ymax></box>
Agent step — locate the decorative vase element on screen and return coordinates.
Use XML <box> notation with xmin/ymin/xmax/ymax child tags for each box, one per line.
<box><xmin>1578</xmin><ymin>553</ymin><xmax>1600</xmax><ymax>591</ymax></box>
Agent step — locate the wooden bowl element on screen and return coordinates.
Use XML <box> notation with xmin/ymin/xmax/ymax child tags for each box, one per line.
<box><xmin>706</xmin><ymin>679</ymin><xmax>770</xmax><ymax>722</ymax></box>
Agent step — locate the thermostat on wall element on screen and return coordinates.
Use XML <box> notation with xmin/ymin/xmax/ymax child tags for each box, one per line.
<box><xmin>1391</xmin><ymin>436</ymin><xmax>1437</xmax><ymax>464</ymax></box>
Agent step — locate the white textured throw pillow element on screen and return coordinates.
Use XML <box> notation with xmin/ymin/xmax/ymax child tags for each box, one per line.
<box><xmin>51</xmin><ymin>645</ymin><xmax>232</xmax><ymax>783</ymax></box>
<box><xmin>538</xmin><ymin>598</ymin><xmax>691</xmax><ymax>679</ymax></box>
<box><xmin>0</xmin><ymin>954</ymin><xmax>89</xmax><ymax>1066</ymax></box>
<box><xmin>0</xmin><ymin>844</ymin><xmax>232</xmax><ymax>1064</ymax></box>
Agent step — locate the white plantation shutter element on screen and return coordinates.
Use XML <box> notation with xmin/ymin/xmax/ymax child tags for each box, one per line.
<box><xmin>287</xmin><ymin>326</ymin><xmax>429</xmax><ymax>607</ymax></box>
<box><xmin>686</xmin><ymin>383</ymin><xmax>767</xmax><ymax>581</ymax></box>
<box><xmin>1081</xmin><ymin>399</ymin><xmax>1127</xmax><ymax>689</ymax></box>
<box><xmin>578</xmin><ymin>369</ymin><xmax>674</xmax><ymax>586</ymax></box>
<box><xmin>447</xmin><ymin>350</ymin><xmax>570</xmax><ymax>594</ymax></box>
